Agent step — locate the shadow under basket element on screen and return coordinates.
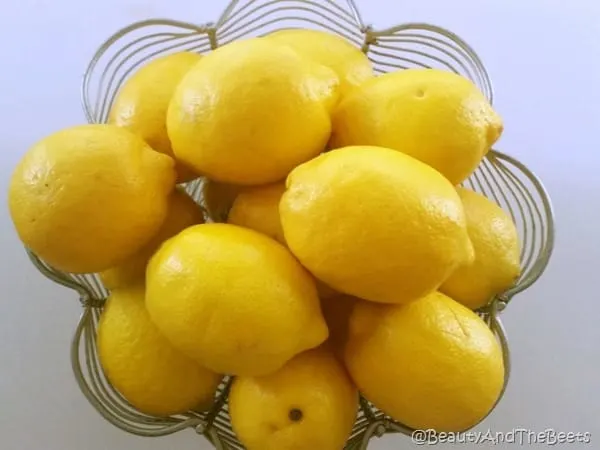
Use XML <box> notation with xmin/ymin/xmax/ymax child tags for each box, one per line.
<box><xmin>25</xmin><ymin>0</ymin><xmax>556</xmax><ymax>448</ymax></box>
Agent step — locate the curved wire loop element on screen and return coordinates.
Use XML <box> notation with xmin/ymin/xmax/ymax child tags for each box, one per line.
<box><xmin>19</xmin><ymin>0</ymin><xmax>554</xmax><ymax>448</ymax></box>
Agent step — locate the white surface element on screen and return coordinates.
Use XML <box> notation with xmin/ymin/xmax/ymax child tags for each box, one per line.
<box><xmin>1</xmin><ymin>1</ymin><xmax>598</xmax><ymax>449</ymax></box>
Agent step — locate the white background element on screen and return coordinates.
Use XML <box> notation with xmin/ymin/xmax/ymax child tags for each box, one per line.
<box><xmin>1</xmin><ymin>0</ymin><xmax>598</xmax><ymax>449</ymax></box>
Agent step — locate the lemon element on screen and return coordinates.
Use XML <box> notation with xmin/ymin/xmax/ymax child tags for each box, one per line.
<box><xmin>279</xmin><ymin>145</ymin><xmax>473</xmax><ymax>305</ymax></box>
<box><xmin>8</xmin><ymin>124</ymin><xmax>176</xmax><ymax>274</ymax></box>
<box><xmin>229</xmin><ymin>346</ymin><xmax>358</xmax><ymax>450</ymax></box>
<box><xmin>97</xmin><ymin>285</ymin><xmax>221</xmax><ymax>417</ymax></box>
<box><xmin>265</xmin><ymin>28</ymin><xmax>373</xmax><ymax>96</ymax></box>
<box><xmin>108</xmin><ymin>52</ymin><xmax>202</xmax><ymax>183</ymax></box>
<box><xmin>145</xmin><ymin>223</ymin><xmax>328</xmax><ymax>376</ymax></box>
<box><xmin>99</xmin><ymin>188</ymin><xmax>204</xmax><ymax>289</ymax></box>
<box><xmin>167</xmin><ymin>38</ymin><xmax>338</xmax><ymax>185</ymax></box>
<box><xmin>345</xmin><ymin>291</ymin><xmax>505</xmax><ymax>432</ymax></box>
<box><xmin>228</xmin><ymin>181</ymin><xmax>287</xmax><ymax>245</ymax></box>
<box><xmin>201</xmin><ymin>178</ymin><xmax>243</xmax><ymax>223</ymax></box>
<box><xmin>440</xmin><ymin>187</ymin><xmax>521</xmax><ymax>310</ymax></box>
<box><xmin>330</xmin><ymin>69</ymin><xmax>503</xmax><ymax>185</ymax></box>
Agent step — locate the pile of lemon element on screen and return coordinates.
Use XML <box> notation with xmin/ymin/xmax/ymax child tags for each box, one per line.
<box><xmin>8</xmin><ymin>29</ymin><xmax>521</xmax><ymax>449</ymax></box>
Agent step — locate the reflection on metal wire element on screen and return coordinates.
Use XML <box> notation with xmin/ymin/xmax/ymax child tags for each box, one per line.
<box><xmin>22</xmin><ymin>0</ymin><xmax>555</xmax><ymax>449</ymax></box>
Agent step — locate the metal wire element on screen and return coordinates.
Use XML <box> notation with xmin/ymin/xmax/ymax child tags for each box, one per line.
<box><xmin>20</xmin><ymin>0</ymin><xmax>557</xmax><ymax>449</ymax></box>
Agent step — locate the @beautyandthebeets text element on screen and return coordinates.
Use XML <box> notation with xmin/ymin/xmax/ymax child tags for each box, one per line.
<box><xmin>411</xmin><ymin>428</ymin><xmax>592</xmax><ymax>446</ymax></box>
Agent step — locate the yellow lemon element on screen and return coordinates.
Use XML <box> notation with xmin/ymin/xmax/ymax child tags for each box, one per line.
<box><xmin>330</xmin><ymin>69</ymin><xmax>503</xmax><ymax>184</ymax></box>
<box><xmin>145</xmin><ymin>223</ymin><xmax>328</xmax><ymax>376</ymax></box>
<box><xmin>167</xmin><ymin>38</ymin><xmax>338</xmax><ymax>185</ymax></box>
<box><xmin>8</xmin><ymin>124</ymin><xmax>176</xmax><ymax>274</ymax></box>
<box><xmin>97</xmin><ymin>284</ymin><xmax>221</xmax><ymax>417</ymax></box>
<box><xmin>99</xmin><ymin>188</ymin><xmax>204</xmax><ymax>289</ymax></box>
<box><xmin>229</xmin><ymin>346</ymin><xmax>358</xmax><ymax>450</ymax></box>
<box><xmin>440</xmin><ymin>187</ymin><xmax>521</xmax><ymax>310</ymax></box>
<box><xmin>265</xmin><ymin>28</ymin><xmax>374</xmax><ymax>96</ymax></box>
<box><xmin>227</xmin><ymin>181</ymin><xmax>287</xmax><ymax>245</ymax></box>
<box><xmin>279</xmin><ymin>145</ymin><xmax>473</xmax><ymax>305</ymax></box>
<box><xmin>201</xmin><ymin>178</ymin><xmax>243</xmax><ymax>223</ymax></box>
<box><xmin>108</xmin><ymin>52</ymin><xmax>202</xmax><ymax>183</ymax></box>
<box><xmin>345</xmin><ymin>291</ymin><xmax>505</xmax><ymax>432</ymax></box>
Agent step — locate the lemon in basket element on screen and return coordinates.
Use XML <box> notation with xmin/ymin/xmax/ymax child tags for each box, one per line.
<box><xmin>279</xmin><ymin>145</ymin><xmax>474</xmax><ymax>305</ymax></box>
<box><xmin>228</xmin><ymin>181</ymin><xmax>287</xmax><ymax>245</ymax></box>
<box><xmin>97</xmin><ymin>284</ymin><xmax>221</xmax><ymax>417</ymax></box>
<box><xmin>330</xmin><ymin>68</ymin><xmax>503</xmax><ymax>185</ymax></box>
<box><xmin>344</xmin><ymin>291</ymin><xmax>504</xmax><ymax>432</ymax></box>
<box><xmin>8</xmin><ymin>124</ymin><xmax>176</xmax><ymax>274</ymax></box>
<box><xmin>145</xmin><ymin>223</ymin><xmax>328</xmax><ymax>377</ymax></box>
<box><xmin>108</xmin><ymin>51</ymin><xmax>202</xmax><ymax>183</ymax></box>
<box><xmin>167</xmin><ymin>38</ymin><xmax>339</xmax><ymax>185</ymax></box>
<box><xmin>99</xmin><ymin>187</ymin><xmax>205</xmax><ymax>289</ymax></box>
<box><xmin>440</xmin><ymin>187</ymin><xmax>521</xmax><ymax>310</ymax></box>
<box><xmin>265</xmin><ymin>28</ymin><xmax>374</xmax><ymax>96</ymax></box>
<box><xmin>229</xmin><ymin>346</ymin><xmax>358</xmax><ymax>450</ymax></box>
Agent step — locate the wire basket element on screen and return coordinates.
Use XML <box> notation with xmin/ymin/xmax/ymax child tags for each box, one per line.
<box><xmin>25</xmin><ymin>0</ymin><xmax>555</xmax><ymax>448</ymax></box>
